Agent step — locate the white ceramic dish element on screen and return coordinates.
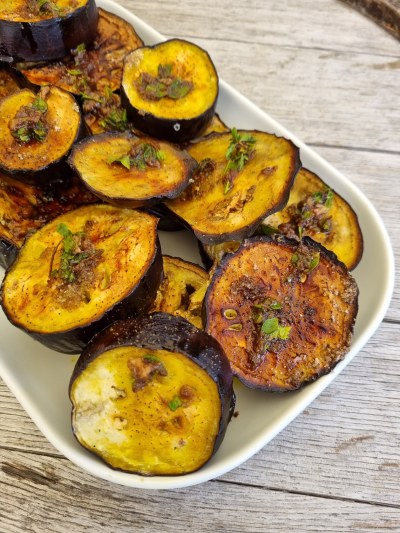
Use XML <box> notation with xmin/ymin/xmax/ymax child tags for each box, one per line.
<box><xmin>0</xmin><ymin>0</ymin><xmax>395</xmax><ymax>490</ymax></box>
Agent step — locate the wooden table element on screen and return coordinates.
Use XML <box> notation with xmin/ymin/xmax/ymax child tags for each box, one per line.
<box><xmin>1</xmin><ymin>1</ymin><xmax>399</xmax><ymax>530</ymax></box>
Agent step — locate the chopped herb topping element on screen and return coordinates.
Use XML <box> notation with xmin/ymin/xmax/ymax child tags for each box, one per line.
<box><xmin>261</xmin><ymin>317</ymin><xmax>291</xmax><ymax>340</ymax></box>
<box><xmin>9</xmin><ymin>93</ymin><xmax>49</xmax><ymax>144</ymax></box>
<box><xmin>289</xmin><ymin>244</ymin><xmax>321</xmax><ymax>283</ymax></box>
<box><xmin>279</xmin><ymin>187</ymin><xmax>334</xmax><ymax>239</ymax></box>
<box><xmin>168</xmin><ymin>396</ymin><xmax>183</xmax><ymax>412</ymax></box>
<box><xmin>128</xmin><ymin>355</ymin><xmax>168</xmax><ymax>392</ymax></box>
<box><xmin>35</xmin><ymin>0</ymin><xmax>63</xmax><ymax>16</ymax></box>
<box><xmin>223</xmin><ymin>128</ymin><xmax>256</xmax><ymax>194</ymax></box>
<box><xmin>99</xmin><ymin>109</ymin><xmax>128</xmax><ymax>132</ymax></box>
<box><xmin>51</xmin><ymin>223</ymin><xmax>101</xmax><ymax>284</ymax></box>
<box><xmin>137</xmin><ymin>64</ymin><xmax>193</xmax><ymax>101</ymax></box>
<box><xmin>108</xmin><ymin>142</ymin><xmax>165</xmax><ymax>171</ymax></box>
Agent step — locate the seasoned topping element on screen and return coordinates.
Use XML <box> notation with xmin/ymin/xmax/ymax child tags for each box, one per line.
<box><xmin>108</xmin><ymin>142</ymin><xmax>165</xmax><ymax>171</ymax></box>
<box><xmin>128</xmin><ymin>355</ymin><xmax>168</xmax><ymax>392</ymax></box>
<box><xmin>223</xmin><ymin>128</ymin><xmax>256</xmax><ymax>194</ymax></box>
<box><xmin>82</xmin><ymin>88</ymin><xmax>128</xmax><ymax>133</ymax></box>
<box><xmin>279</xmin><ymin>187</ymin><xmax>334</xmax><ymax>239</ymax></box>
<box><xmin>28</xmin><ymin>0</ymin><xmax>65</xmax><ymax>17</ymax></box>
<box><xmin>137</xmin><ymin>63</ymin><xmax>193</xmax><ymax>101</ymax></box>
<box><xmin>9</xmin><ymin>90</ymin><xmax>50</xmax><ymax>144</ymax></box>
<box><xmin>50</xmin><ymin>222</ymin><xmax>102</xmax><ymax>285</ymax></box>
<box><xmin>289</xmin><ymin>243</ymin><xmax>321</xmax><ymax>283</ymax></box>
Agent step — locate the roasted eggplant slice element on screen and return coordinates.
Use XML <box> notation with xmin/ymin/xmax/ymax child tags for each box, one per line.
<box><xmin>205</xmin><ymin>236</ymin><xmax>358</xmax><ymax>391</ymax></box>
<box><xmin>261</xmin><ymin>168</ymin><xmax>364</xmax><ymax>270</ymax></box>
<box><xmin>150</xmin><ymin>256</ymin><xmax>209</xmax><ymax>329</ymax></box>
<box><xmin>0</xmin><ymin>0</ymin><xmax>98</xmax><ymax>63</ymax></box>
<box><xmin>0</xmin><ymin>171</ymin><xmax>98</xmax><ymax>269</ymax></box>
<box><xmin>121</xmin><ymin>39</ymin><xmax>219</xmax><ymax>142</ymax></box>
<box><xmin>165</xmin><ymin>129</ymin><xmax>301</xmax><ymax>244</ymax></box>
<box><xmin>69</xmin><ymin>132</ymin><xmax>197</xmax><ymax>208</ymax></box>
<box><xmin>19</xmin><ymin>9</ymin><xmax>143</xmax><ymax>95</ymax></box>
<box><xmin>69</xmin><ymin>313</ymin><xmax>235</xmax><ymax>476</ymax></box>
<box><xmin>1</xmin><ymin>205</ymin><xmax>162</xmax><ymax>353</ymax></box>
<box><xmin>0</xmin><ymin>86</ymin><xmax>82</xmax><ymax>181</ymax></box>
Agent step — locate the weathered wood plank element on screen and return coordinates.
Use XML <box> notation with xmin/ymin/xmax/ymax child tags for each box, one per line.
<box><xmin>116</xmin><ymin>0</ymin><xmax>400</xmax><ymax>55</ymax></box>
<box><xmin>1</xmin><ymin>448</ymin><xmax>400</xmax><ymax>533</ymax></box>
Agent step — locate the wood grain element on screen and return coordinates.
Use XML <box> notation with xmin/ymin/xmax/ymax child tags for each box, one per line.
<box><xmin>340</xmin><ymin>0</ymin><xmax>400</xmax><ymax>39</ymax></box>
<box><xmin>1</xmin><ymin>0</ymin><xmax>400</xmax><ymax>531</ymax></box>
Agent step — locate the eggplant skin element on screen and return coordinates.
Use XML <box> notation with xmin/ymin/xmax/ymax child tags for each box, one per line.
<box><xmin>121</xmin><ymin>39</ymin><xmax>219</xmax><ymax>143</ymax></box>
<box><xmin>0</xmin><ymin>205</ymin><xmax>163</xmax><ymax>354</ymax></box>
<box><xmin>0</xmin><ymin>0</ymin><xmax>98</xmax><ymax>63</ymax></box>
<box><xmin>69</xmin><ymin>312</ymin><xmax>235</xmax><ymax>476</ymax></box>
<box><xmin>205</xmin><ymin>235</ymin><xmax>359</xmax><ymax>391</ymax></box>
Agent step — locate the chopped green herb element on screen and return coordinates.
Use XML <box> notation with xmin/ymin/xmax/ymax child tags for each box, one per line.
<box><xmin>31</xmin><ymin>97</ymin><xmax>48</xmax><ymax>113</ymax></box>
<box><xmin>67</xmin><ymin>69</ymin><xmax>82</xmax><ymax>76</ymax></box>
<box><xmin>9</xmin><ymin>94</ymin><xmax>49</xmax><ymax>144</ymax></box>
<box><xmin>168</xmin><ymin>396</ymin><xmax>182</xmax><ymax>411</ymax></box>
<box><xmin>137</xmin><ymin>65</ymin><xmax>193</xmax><ymax>101</ymax></box>
<box><xmin>52</xmin><ymin>223</ymin><xmax>95</xmax><ymax>284</ymax></box>
<box><xmin>75</xmin><ymin>43</ymin><xmax>86</xmax><ymax>54</ymax></box>
<box><xmin>108</xmin><ymin>143</ymin><xmax>165</xmax><ymax>171</ymax></box>
<box><xmin>261</xmin><ymin>317</ymin><xmax>291</xmax><ymax>340</ymax></box>
<box><xmin>99</xmin><ymin>109</ymin><xmax>128</xmax><ymax>132</ymax></box>
<box><xmin>107</xmin><ymin>154</ymin><xmax>131</xmax><ymax>170</ymax></box>
<box><xmin>223</xmin><ymin>128</ymin><xmax>256</xmax><ymax>193</ymax></box>
<box><xmin>143</xmin><ymin>355</ymin><xmax>163</xmax><ymax>364</ymax></box>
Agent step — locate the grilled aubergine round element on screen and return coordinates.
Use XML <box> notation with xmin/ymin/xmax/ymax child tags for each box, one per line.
<box><xmin>68</xmin><ymin>132</ymin><xmax>197</xmax><ymax>208</ymax></box>
<box><xmin>0</xmin><ymin>0</ymin><xmax>98</xmax><ymax>63</ymax></box>
<box><xmin>204</xmin><ymin>236</ymin><xmax>359</xmax><ymax>391</ymax></box>
<box><xmin>69</xmin><ymin>312</ymin><xmax>235</xmax><ymax>476</ymax></box>
<box><xmin>164</xmin><ymin>129</ymin><xmax>301</xmax><ymax>243</ymax></box>
<box><xmin>19</xmin><ymin>8</ymin><xmax>144</xmax><ymax>95</ymax></box>
<box><xmin>0</xmin><ymin>86</ymin><xmax>82</xmax><ymax>181</ymax></box>
<box><xmin>121</xmin><ymin>39</ymin><xmax>219</xmax><ymax>143</ymax></box>
<box><xmin>0</xmin><ymin>204</ymin><xmax>162</xmax><ymax>353</ymax></box>
<box><xmin>261</xmin><ymin>167</ymin><xmax>364</xmax><ymax>270</ymax></box>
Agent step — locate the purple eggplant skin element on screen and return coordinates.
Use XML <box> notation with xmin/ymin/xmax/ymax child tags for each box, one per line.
<box><xmin>0</xmin><ymin>0</ymin><xmax>98</xmax><ymax>64</ymax></box>
<box><xmin>1</xmin><ymin>235</ymin><xmax>164</xmax><ymax>355</ymax></box>
<box><xmin>70</xmin><ymin>312</ymin><xmax>236</xmax><ymax>463</ymax></box>
<box><xmin>121</xmin><ymin>90</ymin><xmax>218</xmax><ymax>144</ymax></box>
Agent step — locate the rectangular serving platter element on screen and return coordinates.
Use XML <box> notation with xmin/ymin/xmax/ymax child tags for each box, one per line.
<box><xmin>0</xmin><ymin>0</ymin><xmax>395</xmax><ymax>490</ymax></box>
